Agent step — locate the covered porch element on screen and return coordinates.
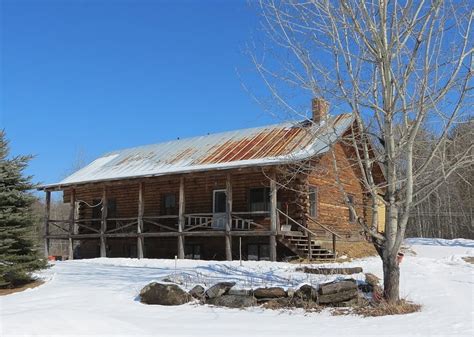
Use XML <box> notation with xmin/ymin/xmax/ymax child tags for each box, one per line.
<box><xmin>43</xmin><ymin>168</ymin><xmax>306</xmax><ymax>261</ymax></box>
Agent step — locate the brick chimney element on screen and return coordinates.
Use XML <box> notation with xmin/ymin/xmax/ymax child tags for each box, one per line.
<box><xmin>311</xmin><ymin>98</ymin><xmax>328</xmax><ymax>124</ymax></box>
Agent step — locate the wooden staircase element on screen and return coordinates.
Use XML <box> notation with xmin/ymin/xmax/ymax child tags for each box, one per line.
<box><xmin>276</xmin><ymin>209</ymin><xmax>341</xmax><ymax>261</ymax></box>
<box><xmin>278</xmin><ymin>232</ymin><xmax>336</xmax><ymax>260</ymax></box>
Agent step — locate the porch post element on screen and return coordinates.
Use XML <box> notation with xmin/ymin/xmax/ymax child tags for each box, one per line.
<box><xmin>100</xmin><ymin>186</ymin><xmax>108</xmax><ymax>257</ymax></box>
<box><xmin>269</xmin><ymin>171</ymin><xmax>277</xmax><ymax>262</ymax></box>
<box><xmin>137</xmin><ymin>182</ymin><xmax>144</xmax><ymax>259</ymax></box>
<box><xmin>225</xmin><ymin>173</ymin><xmax>232</xmax><ymax>261</ymax></box>
<box><xmin>44</xmin><ymin>190</ymin><xmax>51</xmax><ymax>258</ymax></box>
<box><xmin>177</xmin><ymin>176</ymin><xmax>185</xmax><ymax>259</ymax></box>
<box><xmin>307</xmin><ymin>231</ymin><xmax>313</xmax><ymax>262</ymax></box>
<box><xmin>68</xmin><ymin>188</ymin><xmax>76</xmax><ymax>260</ymax></box>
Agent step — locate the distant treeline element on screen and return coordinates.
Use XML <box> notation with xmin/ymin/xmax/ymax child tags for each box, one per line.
<box><xmin>406</xmin><ymin>119</ymin><xmax>473</xmax><ymax>239</ymax></box>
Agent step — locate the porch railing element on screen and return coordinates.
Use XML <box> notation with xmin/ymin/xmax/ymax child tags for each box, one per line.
<box><xmin>47</xmin><ymin>211</ymin><xmax>270</xmax><ymax>238</ymax></box>
<box><xmin>184</xmin><ymin>212</ymin><xmax>268</xmax><ymax>231</ymax></box>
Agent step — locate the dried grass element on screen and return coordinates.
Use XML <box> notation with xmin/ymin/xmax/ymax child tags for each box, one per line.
<box><xmin>333</xmin><ymin>241</ymin><xmax>378</xmax><ymax>260</ymax></box>
<box><xmin>353</xmin><ymin>299</ymin><xmax>422</xmax><ymax>317</ymax></box>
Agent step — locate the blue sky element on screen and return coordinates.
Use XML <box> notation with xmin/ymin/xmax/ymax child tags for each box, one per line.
<box><xmin>1</xmin><ymin>0</ymin><xmax>279</xmax><ymax>186</ymax></box>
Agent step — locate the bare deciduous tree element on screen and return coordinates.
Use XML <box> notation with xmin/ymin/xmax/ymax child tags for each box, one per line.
<box><xmin>251</xmin><ymin>0</ymin><xmax>473</xmax><ymax>302</ymax></box>
<box><xmin>407</xmin><ymin>118</ymin><xmax>474</xmax><ymax>239</ymax></box>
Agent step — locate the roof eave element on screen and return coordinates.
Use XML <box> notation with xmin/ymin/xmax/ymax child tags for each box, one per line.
<box><xmin>37</xmin><ymin>148</ymin><xmax>332</xmax><ymax>191</ymax></box>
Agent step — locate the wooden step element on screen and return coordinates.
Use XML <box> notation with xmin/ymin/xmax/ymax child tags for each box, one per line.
<box><xmin>278</xmin><ymin>235</ymin><xmax>335</xmax><ymax>260</ymax></box>
<box><xmin>288</xmin><ymin>238</ymin><xmax>323</xmax><ymax>245</ymax></box>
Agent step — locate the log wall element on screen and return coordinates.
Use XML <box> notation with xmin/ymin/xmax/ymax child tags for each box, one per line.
<box><xmin>305</xmin><ymin>141</ymin><xmax>368</xmax><ymax>240</ymax></box>
<box><xmin>62</xmin><ymin>168</ymin><xmax>297</xmax><ymax>229</ymax></box>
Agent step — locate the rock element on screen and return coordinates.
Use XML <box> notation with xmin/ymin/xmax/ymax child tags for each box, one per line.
<box><xmin>207</xmin><ymin>295</ymin><xmax>257</xmax><ymax>308</ymax></box>
<box><xmin>318</xmin><ymin>289</ymin><xmax>358</xmax><ymax>305</ymax></box>
<box><xmin>189</xmin><ymin>285</ymin><xmax>205</xmax><ymax>299</ymax></box>
<box><xmin>358</xmin><ymin>274</ymin><xmax>380</xmax><ymax>293</ymax></box>
<box><xmin>205</xmin><ymin>282</ymin><xmax>235</xmax><ymax>299</ymax></box>
<box><xmin>262</xmin><ymin>297</ymin><xmax>292</xmax><ymax>309</ymax></box>
<box><xmin>294</xmin><ymin>284</ymin><xmax>318</xmax><ymax>301</ymax></box>
<box><xmin>365</xmin><ymin>273</ymin><xmax>380</xmax><ymax>287</ymax></box>
<box><xmin>297</xmin><ymin>267</ymin><xmax>363</xmax><ymax>275</ymax></box>
<box><xmin>262</xmin><ymin>297</ymin><xmax>318</xmax><ymax>310</ymax></box>
<box><xmin>228</xmin><ymin>288</ymin><xmax>252</xmax><ymax>296</ymax></box>
<box><xmin>286</xmin><ymin>288</ymin><xmax>296</xmax><ymax>298</ymax></box>
<box><xmin>253</xmin><ymin>287</ymin><xmax>287</xmax><ymax>299</ymax></box>
<box><xmin>318</xmin><ymin>279</ymin><xmax>357</xmax><ymax>295</ymax></box>
<box><xmin>140</xmin><ymin>282</ymin><xmax>191</xmax><ymax>305</ymax></box>
<box><xmin>316</xmin><ymin>279</ymin><xmax>359</xmax><ymax>305</ymax></box>
<box><xmin>328</xmin><ymin>292</ymin><xmax>368</xmax><ymax>307</ymax></box>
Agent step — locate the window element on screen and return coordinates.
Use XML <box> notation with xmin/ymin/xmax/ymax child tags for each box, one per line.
<box><xmin>347</xmin><ymin>195</ymin><xmax>355</xmax><ymax>223</ymax></box>
<box><xmin>247</xmin><ymin>244</ymin><xmax>270</xmax><ymax>261</ymax></box>
<box><xmin>249</xmin><ymin>187</ymin><xmax>270</xmax><ymax>212</ymax></box>
<box><xmin>162</xmin><ymin>193</ymin><xmax>177</xmax><ymax>215</ymax></box>
<box><xmin>309</xmin><ymin>186</ymin><xmax>318</xmax><ymax>218</ymax></box>
<box><xmin>185</xmin><ymin>244</ymin><xmax>201</xmax><ymax>259</ymax></box>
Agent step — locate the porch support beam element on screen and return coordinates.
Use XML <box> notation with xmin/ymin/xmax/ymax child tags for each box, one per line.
<box><xmin>225</xmin><ymin>173</ymin><xmax>232</xmax><ymax>261</ymax></box>
<box><xmin>269</xmin><ymin>170</ymin><xmax>277</xmax><ymax>262</ymax></box>
<box><xmin>100</xmin><ymin>186</ymin><xmax>108</xmax><ymax>257</ymax></box>
<box><xmin>307</xmin><ymin>232</ymin><xmax>313</xmax><ymax>262</ymax></box>
<box><xmin>68</xmin><ymin>188</ymin><xmax>76</xmax><ymax>260</ymax></box>
<box><xmin>46</xmin><ymin>230</ymin><xmax>275</xmax><ymax>239</ymax></box>
<box><xmin>44</xmin><ymin>190</ymin><xmax>51</xmax><ymax>258</ymax></box>
<box><xmin>137</xmin><ymin>182</ymin><xmax>144</xmax><ymax>259</ymax></box>
<box><xmin>177</xmin><ymin>176</ymin><xmax>185</xmax><ymax>259</ymax></box>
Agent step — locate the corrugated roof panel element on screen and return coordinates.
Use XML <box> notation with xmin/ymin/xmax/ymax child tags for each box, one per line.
<box><xmin>42</xmin><ymin>114</ymin><xmax>353</xmax><ymax>188</ymax></box>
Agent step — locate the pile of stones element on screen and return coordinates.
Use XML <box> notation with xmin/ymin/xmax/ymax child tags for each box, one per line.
<box><xmin>139</xmin><ymin>274</ymin><xmax>379</xmax><ymax>309</ymax></box>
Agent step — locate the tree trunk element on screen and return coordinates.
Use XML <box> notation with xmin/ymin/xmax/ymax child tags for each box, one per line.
<box><xmin>382</xmin><ymin>199</ymin><xmax>401</xmax><ymax>303</ymax></box>
<box><xmin>382</xmin><ymin>254</ymin><xmax>400</xmax><ymax>303</ymax></box>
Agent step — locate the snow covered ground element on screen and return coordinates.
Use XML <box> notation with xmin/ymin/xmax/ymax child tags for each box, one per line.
<box><xmin>1</xmin><ymin>238</ymin><xmax>473</xmax><ymax>337</ymax></box>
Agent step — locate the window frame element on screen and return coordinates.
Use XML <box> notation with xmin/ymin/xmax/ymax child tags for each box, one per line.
<box><xmin>248</xmin><ymin>187</ymin><xmax>271</xmax><ymax>212</ymax></box>
<box><xmin>162</xmin><ymin>193</ymin><xmax>177</xmax><ymax>215</ymax></box>
<box><xmin>185</xmin><ymin>244</ymin><xmax>201</xmax><ymax>260</ymax></box>
<box><xmin>308</xmin><ymin>185</ymin><xmax>318</xmax><ymax>218</ymax></box>
<box><xmin>247</xmin><ymin>243</ymin><xmax>270</xmax><ymax>261</ymax></box>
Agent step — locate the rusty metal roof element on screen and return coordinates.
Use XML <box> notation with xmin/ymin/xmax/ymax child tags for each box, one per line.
<box><xmin>42</xmin><ymin>114</ymin><xmax>353</xmax><ymax>189</ymax></box>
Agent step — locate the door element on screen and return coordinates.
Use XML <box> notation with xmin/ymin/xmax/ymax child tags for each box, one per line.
<box><xmin>212</xmin><ymin>190</ymin><xmax>227</xmax><ymax>229</ymax></box>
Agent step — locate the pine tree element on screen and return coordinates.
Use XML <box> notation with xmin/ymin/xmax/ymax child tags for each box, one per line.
<box><xmin>0</xmin><ymin>130</ymin><xmax>46</xmax><ymax>288</ymax></box>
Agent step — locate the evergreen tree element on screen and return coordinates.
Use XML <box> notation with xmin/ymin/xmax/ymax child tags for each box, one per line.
<box><xmin>0</xmin><ymin>130</ymin><xmax>46</xmax><ymax>288</ymax></box>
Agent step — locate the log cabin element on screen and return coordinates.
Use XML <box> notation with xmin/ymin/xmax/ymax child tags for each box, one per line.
<box><xmin>39</xmin><ymin>98</ymin><xmax>384</xmax><ymax>261</ymax></box>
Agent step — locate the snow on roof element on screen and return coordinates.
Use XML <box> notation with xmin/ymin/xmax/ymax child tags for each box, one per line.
<box><xmin>41</xmin><ymin>114</ymin><xmax>353</xmax><ymax>189</ymax></box>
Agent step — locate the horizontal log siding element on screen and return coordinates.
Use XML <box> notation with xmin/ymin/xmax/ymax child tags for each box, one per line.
<box><xmin>63</xmin><ymin>169</ymin><xmax>297</xmax><ymax>231</ymax></box>
<box><xmin>307</xmin><ymin>142</ymin><xmax>367</xmax><ymax>240</ymax></box>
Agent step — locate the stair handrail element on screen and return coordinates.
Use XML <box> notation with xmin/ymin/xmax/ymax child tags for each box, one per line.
<box><xmin>277</xmin><ymin>208</ymin><xmax>342</xmax><ymax>239</ymax></box>
<box><xmin>276</xmin><ymin>209</ymin><xmax>319</xmax><ymax>238</ymax></box>
<box><xmin>277</xmin><ymin>208</ymin><xmax>340</xmax><ymax>261</ymax></box>
<box><xmin>306</xmin><ymin>216</ymin><xmax>342</xmax><ymax>239</ymax></box>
